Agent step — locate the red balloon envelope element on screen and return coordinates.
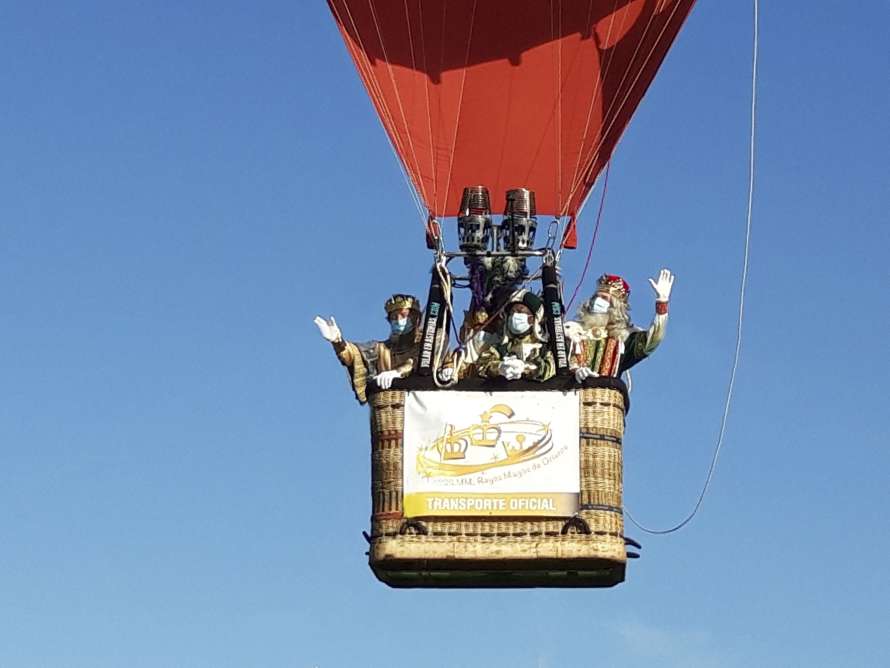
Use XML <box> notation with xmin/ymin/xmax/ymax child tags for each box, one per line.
<box><xmin>328</xmin><ymin>0</ymin><xmax>696</xmax><ymax>218</ymax></box>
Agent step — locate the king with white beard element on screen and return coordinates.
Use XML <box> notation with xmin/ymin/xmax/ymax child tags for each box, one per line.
<box><xmin>567</xmin><ymin>269</ymin><xmax>674</xmax><ymax>382</ymax></box>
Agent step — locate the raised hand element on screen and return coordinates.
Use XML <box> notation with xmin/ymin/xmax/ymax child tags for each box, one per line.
<box><xmin>648</xmin><ymin>268</ymin><xmax>675</xmax><ymax>302</ymax></box>
<box><xmin>314</xmin><ymin>315</ymin><xmax>342</xmax><ymax>343</ymax></box>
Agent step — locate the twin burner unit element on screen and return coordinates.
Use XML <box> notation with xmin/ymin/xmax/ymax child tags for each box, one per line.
<box><xmin>456</xmin><ymin>185</ymin><xmax>538</xmax><ymax>255</ymax></box>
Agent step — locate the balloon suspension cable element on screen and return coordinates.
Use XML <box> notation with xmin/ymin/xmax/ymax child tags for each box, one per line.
<box><xmin>328</xmin><ymin>0</ymin><xmax>428</xmax><ymax>226</ymax></box>
<box><xmin>626</xmin><ymin>0</ymin><xmax>759</xmax><ymax>535</ymax></box>
<box><xmin>565</xmin><ymin>161</ymin><xmax>611</xmax><ymax>314</ymax></box>
<box><xmin>365</xmin><ymin>0</ymin><xmax>431</xmax><ymax>225</ymax></box>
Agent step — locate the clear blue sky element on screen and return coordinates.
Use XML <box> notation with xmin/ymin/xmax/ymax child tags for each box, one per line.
<box><xmin>2</xmin><ymin>2</ymin><xmax>888</xmax><ymax>667</ymax></box>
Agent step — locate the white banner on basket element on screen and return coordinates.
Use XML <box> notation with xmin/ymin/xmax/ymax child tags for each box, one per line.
<box><xmin>403</xmin><ymin>390</ymin><xmax>580</xmax><ymax>517</ymax></box>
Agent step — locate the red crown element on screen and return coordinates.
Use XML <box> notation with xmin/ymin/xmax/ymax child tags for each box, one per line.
<box><xmin>597</xmin><ymin>274</ymin><xmax>630</xmax><ymax>299</ymax></box>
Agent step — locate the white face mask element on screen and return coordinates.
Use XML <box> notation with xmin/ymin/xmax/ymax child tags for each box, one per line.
<box><xmin>508</xmin><ymin>313</ymin><xmax>532</xmax><ymax>335</ymax></box>
<box><xmin>591</xmin><ymin>296</ymin><xmax>611</xmax><ymax>314</ymax></box>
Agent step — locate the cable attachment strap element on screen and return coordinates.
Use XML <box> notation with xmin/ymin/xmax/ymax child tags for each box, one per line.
<box><xmin>541</xmin><ymin>256</ymin><xmax>570</xmax><ymax>375</ymax></box>
<box><xmin>433</xmin><ymin>258</ymin><xmax>462</xmax><ymax>388</ymax></box>
<box><xmin>417</xmin><ymin>260</ymin><xmax>449</xmax><ymax>377</ymax></box>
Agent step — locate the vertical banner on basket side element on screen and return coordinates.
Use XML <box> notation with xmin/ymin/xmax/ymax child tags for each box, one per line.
<box><xmin>403</xmin><ymin>391</ymin><xmax>580</xmax><ymax>517</ymax></box>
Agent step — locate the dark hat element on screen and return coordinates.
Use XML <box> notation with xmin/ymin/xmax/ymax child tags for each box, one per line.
<box><xmin>521</xmin><ymin>291</ymin><xmax>543</xmax><ymax>315</ymax></box>
<box><xmin>509</xmin><ymin>289</ymin><xmax>544</xmax><ymax>321</ymax></box>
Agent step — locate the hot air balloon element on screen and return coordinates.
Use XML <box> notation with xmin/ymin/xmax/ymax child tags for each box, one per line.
<box><xmin>321</xmin><ymin>0</ymin><xmax>695</xmax><ymax>588</ymax></box>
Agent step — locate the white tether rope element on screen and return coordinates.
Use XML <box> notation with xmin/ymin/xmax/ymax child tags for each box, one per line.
<box><xmin>626</xmin><ymin>0</ymin><xmax>759</xmax><ymax>535</ymax></box>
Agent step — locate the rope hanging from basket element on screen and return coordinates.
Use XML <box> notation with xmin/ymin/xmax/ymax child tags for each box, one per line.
<box><xmin>625</xmin><ymin>0</ymin><xmax>759</xmax><ymax>535</ymax></box>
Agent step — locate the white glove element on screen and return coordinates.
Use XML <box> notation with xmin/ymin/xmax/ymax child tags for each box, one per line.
<box><xmin>648</xmin><ymin>268</ymin><xmax>675</xmax><ymax>302</ymax></box>
<box><xmin>437</xmin><ymin>367</ymin><xmax>455</xmax><ymax>382</ymax></box>
<box><xmin>498</xmin><ymin>357</ymin><xmax>525</xmax><ymax>380</ymax></box>
<box><xmin>374</xmin><ymin>370</ymin><xmax>402</xmax><ymax>389</ymax></box>
<box><xmin>574</xmin><ymin>367</ymin><xmax>598</xmax><ymax>383</ymax></box>
<box><xmin>314</xmin><ymin>315</ymin><xmax>342</xmax><ymax>343</ymax></box>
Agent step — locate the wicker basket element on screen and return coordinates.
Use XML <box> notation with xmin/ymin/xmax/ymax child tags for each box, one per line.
<box><xmin>367</xmin><ymin>384</ymin><xmax>628</xmax><ymax>588</ymax></box>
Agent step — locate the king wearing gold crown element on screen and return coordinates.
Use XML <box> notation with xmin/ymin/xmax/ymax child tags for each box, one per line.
<box><xmin>314</xmin><ymin>294</ymin><xmax>423</xmax><ymax>403</ymax></box>
<box><xmin>567</xmin><ymin>269</ymin><xmax>674</xmax><ymax>382</ymax></box>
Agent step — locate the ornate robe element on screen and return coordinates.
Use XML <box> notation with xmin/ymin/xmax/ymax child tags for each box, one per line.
<box><xmin>476</xmin><ymin>331</ymin><xmax>556</xmax><ymax>382</ymax></box>
<box><xmin>333</xmin><ymin>329</ymin><xmax>422</xmax><ymax>403</ymax></box>
<box><xmin>570</xmin><ymin>311</ymin><xmax>668</xmax><ymax>377</ymax></box>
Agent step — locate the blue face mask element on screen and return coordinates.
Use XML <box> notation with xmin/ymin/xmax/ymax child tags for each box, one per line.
<box><xmin>391</xmin><ymin>317</ymin><xmax>413</xmax><ymax>335</ymax></box>
<box><xmin>508</xmin><ymin>313</ymin><xmax>532</xmax><ymax>335</ymax></box>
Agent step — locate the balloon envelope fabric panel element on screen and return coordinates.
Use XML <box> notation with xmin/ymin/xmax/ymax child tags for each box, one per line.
<box><xmin>328</xmin><ymin>0</ymin><xmax>697</xmax><ymax>217</ymax></box>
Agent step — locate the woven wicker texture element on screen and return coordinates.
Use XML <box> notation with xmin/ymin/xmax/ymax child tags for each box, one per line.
<box><xmin>367</xmin><ymin>387</ymin><xmax>627</xmax><ymax>575</ymax></box>
<box><xmin>578</xmin><ymin>388</ymin><xmax>625</xmax><ymax>539</ymax></box>
<box><xmin>369</xmin><ymin>391</ymin><xmax>404</xmax><ymax>516</ymax></box>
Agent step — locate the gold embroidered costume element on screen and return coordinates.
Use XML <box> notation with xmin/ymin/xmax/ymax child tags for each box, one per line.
<box><xmin>329</xmin><ymin>294</ymin><xmax>423</xmax><ymax>404</ymax></box>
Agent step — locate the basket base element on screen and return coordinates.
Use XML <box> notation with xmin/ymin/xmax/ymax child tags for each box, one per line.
<box><xmin>371</xmin><ymin>558</ymin><xmax>625</xmax><ymax>588</ymax></box>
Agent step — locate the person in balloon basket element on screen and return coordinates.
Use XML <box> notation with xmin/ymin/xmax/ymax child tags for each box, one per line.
<box><xmin>568</xmin><ymin>269</ymin><xmax>674</xmax><ymax>383</ymax></box>
<box><xmin>476</xmin><ymin>290</ymin><xmax>555</xmax><ymax>382</ymax></box>
<box><xmin>314</xmin><ymin>294</ymin><xmax>422</xmax><ymax>403</ymax></box>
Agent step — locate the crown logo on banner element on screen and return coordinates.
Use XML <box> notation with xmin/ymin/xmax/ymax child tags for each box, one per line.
<box><xmin>417</xmin><ymin>404</ymin><xmax>552</xmax><ymax>477</ymax></box>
